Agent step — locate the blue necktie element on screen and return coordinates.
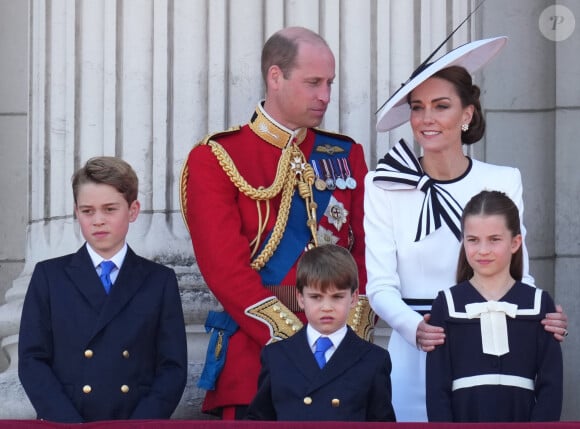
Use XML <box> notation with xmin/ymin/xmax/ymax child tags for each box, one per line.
<box><xmin>99</xmin><ymin>261</ymin><xmax>116</xmax><ymax>294</ymax></box>
<box><xmin>314</xmin><ymin>337</ymin><xmax>333</xmax><ymax>369</ymax></box>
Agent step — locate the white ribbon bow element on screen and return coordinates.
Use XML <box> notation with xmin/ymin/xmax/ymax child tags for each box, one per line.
<box><xmin>373</xmin><ymin>139</ymin><xmax>464</xmax><ymax>242</ymax></box>
<box><xmin>465</xmin><ymin>301</ymin><xmax>518</xmax><ymax>356</ymax></box>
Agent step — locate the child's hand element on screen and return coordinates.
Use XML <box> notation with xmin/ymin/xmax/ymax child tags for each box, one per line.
<box><xmin>541</xmin><ymin>304</ymin><xmax>568</xmax><ymax>342</ymax></box>
<box><xmin>416</xmin><ymin>313</ymin><xmax>446</xmax><ymax>352</ymax></box>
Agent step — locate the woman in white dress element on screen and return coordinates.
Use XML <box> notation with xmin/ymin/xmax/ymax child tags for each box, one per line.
<box><xmin>364</xmin><ymin>37</ymin><xmax>568</xmax><ymax>422</ymax></box>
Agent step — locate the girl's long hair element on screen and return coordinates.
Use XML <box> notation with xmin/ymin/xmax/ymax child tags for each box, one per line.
<box><xmin>456</xmin><ymin>190</ymin><xmax>523</xmax><ymax>283</ymax></box>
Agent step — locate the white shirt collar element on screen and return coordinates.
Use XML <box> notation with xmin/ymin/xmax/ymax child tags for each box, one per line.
<box><xmin>86</xmin><ymin>242</ymin><xmax>128</xmax><ymax>270</ymax></box>
<box><xmin>306</xmin><ymin>323</ymin><xmax>348</xmax><ymax>352</ymax></box>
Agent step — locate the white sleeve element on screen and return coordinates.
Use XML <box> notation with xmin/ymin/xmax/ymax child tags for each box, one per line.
<box><xmin>364</xmin><ymin>173</ymin><xmax>422</xmax><ymax>346</ymax></box>
<box><xmin>504</xmin><ymin>167</ymin><xmax>535</xmax><ymax>286</ymax></box>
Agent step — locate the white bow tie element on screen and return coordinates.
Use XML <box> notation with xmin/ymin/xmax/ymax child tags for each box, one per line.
<box><xmin>465</xmin><ymin>300</ymin><xmax>518</xmax><ymax>356</ymax></box>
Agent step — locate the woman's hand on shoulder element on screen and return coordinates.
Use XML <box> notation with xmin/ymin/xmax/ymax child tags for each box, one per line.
<box><xmin>416</xmin><ymin>314</ymin><xmax>446</xmax><ymax>352</ymax></box>
<box><xmin>541</xmin><ymin>304</ymin><xmax>568</xmax><ymax>342</ymax></box>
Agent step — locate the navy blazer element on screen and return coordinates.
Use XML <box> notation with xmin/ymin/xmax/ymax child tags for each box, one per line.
<box><xmin>246</xmin><ymin>326</ymin><xmax>396</xmax><ymax>421</ymax></box>
<box><xmin>18</xmin><ymin>244</ymin><xmax>187</xmax><ymax>423</ymax></box>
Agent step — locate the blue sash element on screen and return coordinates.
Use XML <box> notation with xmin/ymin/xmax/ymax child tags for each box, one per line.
<box><xmin>197</xmin><ymin>310</ymin><xmax>238</xmax><ymax>390</ymax></box>
<box><xmin>257</xmin><ymin>133</ymin><xmax>353</xmax><ymax>285</ymax></box>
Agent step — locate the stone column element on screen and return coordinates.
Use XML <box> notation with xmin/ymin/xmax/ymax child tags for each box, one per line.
<box><xmin>0</xmin><ymin>0</ymin><xmax>219</xmax><ymax>419</ymax></box>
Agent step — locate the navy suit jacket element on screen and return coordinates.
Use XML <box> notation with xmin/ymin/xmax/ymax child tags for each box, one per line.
<box><xmin>246</xmin><ymin>326</ymin><xmax>396</xmax><ymax>421</ymax></box>
<box><xmin>18</xmin><ymin>244</ymin><xmax>187</xmax><ymax>423</ymax></box>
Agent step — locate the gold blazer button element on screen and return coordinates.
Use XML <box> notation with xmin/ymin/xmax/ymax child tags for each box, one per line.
<box><xmin>303</xmin><ymin>396</ymin><xmax>312</xmax><ymax>405</ymax></box>
<box><xmin>84</xmin><ymin>349</ymin><xmax>93</xmax><ymax>358</ymax></box>
<box><xmin>82</xmin><ymin>385</ymin><xmax>92</xmax><ymax>394</ymax></box>
<box><xmin>121</xmin><ymin>385</ymin><xmax>130</xmax><ymax>393</ymax></box>
<box><xmin>331</xmin><ymin>398</ymin><xmax>340</xmax><ymax>407</ymax></box>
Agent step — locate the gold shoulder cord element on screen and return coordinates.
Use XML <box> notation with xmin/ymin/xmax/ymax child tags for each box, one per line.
<box><xmin>207</xmin><ymin>140</ymin><xmax>318</xmax><ymax>271</ymax></box>
<box><xmin>182</xmin><ymin>136</ymin><xmax>375</xmax><ymax>342</ymax></box>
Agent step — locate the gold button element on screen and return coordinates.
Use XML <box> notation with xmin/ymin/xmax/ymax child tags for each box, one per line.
<box><xmin>303</xmin><ymin>396</ymin><xmax>312</xmax><ymax>405</ymax></box>
<box><xmin>84</xmin><ymin>349</ymin><xmax>93</xmax><ymax>358</ymax></box>
<box><xmin>82</xmin><ymin>385</ymin><xmax>92</xmax><ymax>394</ymax></box>
<box><xmin>122</xmin><ymin>350</ymin><xmax>130</xmax><ymax>358</ymax></box>
<box><xmin>332</xmin><ymin>398</ymin><xmax>340</xmax><ymax>407</ymax></box>
<box><xmin>121</xmin><ymin>385</ymin><xmax>130</xmax><ymax>393</ymax></box>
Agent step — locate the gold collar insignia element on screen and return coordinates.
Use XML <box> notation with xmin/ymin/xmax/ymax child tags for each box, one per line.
<box><xmin>249</xmin><ymin>103</ymin><xmax>307</xmax><ymax>149</ymax></box>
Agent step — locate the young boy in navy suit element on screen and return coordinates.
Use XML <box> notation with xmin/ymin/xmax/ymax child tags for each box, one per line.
<box><xmin>246</xmin><ymin>244</ymin><xmax>396</xmax><ymax>421</ymax></box>
<box><xmin>18</xmin><ymin>157</ymin><xmax>187</xmax><ymax>422</ymax></box>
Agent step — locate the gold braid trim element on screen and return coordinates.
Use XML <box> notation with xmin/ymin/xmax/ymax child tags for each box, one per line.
<box><xmin>245</xmin><ymin>297</ymin><xmax>303</xmax><ymax>343</ymax></box>
<box><xmin>347</xmin><ymin>295</ymin><xmax>376</xmax><ymax>342</ymax></box>
<box><xmin>179</xmin><ymin>128</ymin><xmax>242</xmax><ymax>233</ymax></box>
<box><xmin>250</xmin><ymin>171</ymin><xmax>295</xmax><ymax>270</ymax></box>
<box><xmin>208</xmin><ymin>140</ymin><xmax>292</xmax><ymax>201</ymax></box>
<box><xmin>207</xmin><ymin>140</ymin><xmax>319</xmax><ymax>271</ymax></box>
<box><xmin>179</xmin><ymin>159</ymin><xmax>191</xmax><ymax>233</ymax></box>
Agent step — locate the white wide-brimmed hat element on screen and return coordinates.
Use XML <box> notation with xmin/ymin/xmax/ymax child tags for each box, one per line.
<box><xmin>376</xmin><ymin>36</ymin><xmax>508</xmax><ymax>132</ymax></box>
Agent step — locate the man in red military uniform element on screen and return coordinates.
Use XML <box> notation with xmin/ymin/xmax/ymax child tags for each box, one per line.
<box><xmin>180</xmin><ymin>26</ymin><xmax>373</xmax><ymax>419</ymax></box>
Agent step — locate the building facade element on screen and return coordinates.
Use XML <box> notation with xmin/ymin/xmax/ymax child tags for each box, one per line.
<box><xmin>0</xmin><ymin>0</ymin><xmax>578</xmax><ymax>420</ymax></box>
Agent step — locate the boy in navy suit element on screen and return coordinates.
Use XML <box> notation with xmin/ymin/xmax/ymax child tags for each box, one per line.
<box><xmin>18</xmin><ymin>157</ymin><xmax>187</xmax><ymax>422</ymax></box>
<box><xmin>246</xmin><ymin>244</ymin><xmax>396</xmax><ymax>421</ymax></box>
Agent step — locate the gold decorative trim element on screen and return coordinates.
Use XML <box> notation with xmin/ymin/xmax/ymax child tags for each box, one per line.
<box><xmin>315</xmin><ymin>144</ymin><xmax>345</xmax><ymax>155</ymax></box>
<box><xmin>179</xmin><ymin>158</ymin><xmax>191</xmax><ymax>233</ymax></box>
<box><xmin>347</xmin><ymin>295</ymin><xmax>375</xmax><ymax>342</ymax></box>
<box><xmin>249</xmin><ymin>104</ymin><xmax>307</xmax><ymax>149</ymax></box>
<box><xmin>245</xmin><ymin>297</ymin><xmax>303</xmax><ymax>343</ymax></box>
<box><xmin>178</xmin><ymin>127</ymin><xmax>242</xmax><ymax>233</ymax></box>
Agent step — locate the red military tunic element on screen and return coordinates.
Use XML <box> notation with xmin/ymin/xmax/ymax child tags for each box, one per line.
<box><xmin>181</xmin><ymin>104</ymin><xmax>371</xmax><ymax>414</ymax></box>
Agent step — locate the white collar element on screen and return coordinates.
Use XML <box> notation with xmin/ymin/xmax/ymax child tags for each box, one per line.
<box><xmin>86</xmin><ymin>242</ymin><xmax>128</xmax><ymax>270</ymax></box>
<box><xmin>306</xmin><ymin>323</ymin><xmax>348</xmax><ymax>351</ymax></box>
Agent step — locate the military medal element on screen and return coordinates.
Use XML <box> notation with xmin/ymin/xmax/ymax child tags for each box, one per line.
<box><xmin>317</xmin><ymin>225</ymin><xmax>340</xmax><ymax>245</ymax></box>
<box><xmin>310</xmin><ymin>160</ymin><xmax>327</xmax><ymax>191</ymax></box>
<box><xmin>324</xmin><ymin>196</ymin><xmax>349</xmax><ymax>231</ymax></box>
<box><xmin>325</xmin><ymin>178</ymin><xmax>336</xmax><ymax>191</ymax></box>
<box><xmin>321</xmin><ymin>159</ymin><xmax>336</xmax><ymax>190</ymax></box>
<box><xmin>315</xmin><ymin>178</ymin><xmax>327</xmax><ymax>191</ymax></box>
<box><xmin>333</xmin><ymin>159</ymin><xmax>347</xmax><ymax>190</ymax></box>
<box><xmin>340</xmin><ymin>158</ymin><xmax>357</xmax><ymax>190</ymax></box>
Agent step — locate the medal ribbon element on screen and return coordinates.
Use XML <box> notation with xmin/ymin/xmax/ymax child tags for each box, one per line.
<box><xmin>258</xmin><ymin>133</ymin><xmax>352</xmax><ymax>285</ymax></box>
<box><xmin>311</xmin><ymin>159</ymin><xmax>322</xmax><ymax>179</ymax></box>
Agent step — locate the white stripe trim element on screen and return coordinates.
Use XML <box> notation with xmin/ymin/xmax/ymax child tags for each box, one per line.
<box><xmin>408</xmin><ymin>305</ymin><xmax>432</xmax><ymax>312</ymax></box>
<box><xmin>452</xmin><ymin>374</ymin><xmax>534</xmax><ymax>391</ymax></box>
<box><xmin>517</xmin><ymin>288</ymin><xmax>543</xmax><ymax>315</ymax></box>
<box><xmin>444</xmin><ymin>287</ymin><xmax>543</xmax><ymax>319</ymax></box>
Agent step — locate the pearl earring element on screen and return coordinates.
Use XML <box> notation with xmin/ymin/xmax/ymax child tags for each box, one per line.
<box><xmin>461</xmin><ymin>123</ymin><xmax>469</xmax><ymax>132</ymax></box>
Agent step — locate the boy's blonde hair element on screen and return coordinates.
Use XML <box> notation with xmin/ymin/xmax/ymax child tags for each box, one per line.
<box><xmin>72</xmin><ymin>156</ymin><xmax>138</xmax><ymax>205</ymax></box>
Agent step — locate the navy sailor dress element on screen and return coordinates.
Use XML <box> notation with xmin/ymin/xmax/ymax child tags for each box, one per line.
<box><xmin>426</xmin><ymin>281</ymin><xmax>562</xmax><ymax>422</ymax></box>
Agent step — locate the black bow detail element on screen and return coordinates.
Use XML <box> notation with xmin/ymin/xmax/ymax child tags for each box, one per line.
<box><xmin>373</xmin><ymin>139</ymin><xmax>464</xmax><ymax>242</ymax></box>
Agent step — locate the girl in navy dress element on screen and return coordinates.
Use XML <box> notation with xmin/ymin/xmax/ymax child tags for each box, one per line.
<box><xmin>426</xmin><ymin>190</ymin><xmax>562</xmax><ymax>422</ymax></box>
